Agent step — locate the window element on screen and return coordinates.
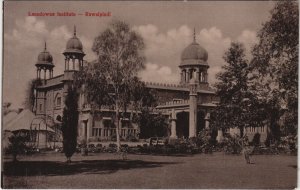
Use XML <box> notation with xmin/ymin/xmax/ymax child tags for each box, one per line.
<box><xmin>56</xmin><ymin>97</ymin><xmax>61</xmax><ymax>107</ymax></box>
<box><xmin>99</xmin><ymin>129</ymin><xmax>102</xmax><ymax>137</ymax></box>
<box><xmin>39</xmin><ymin>104</ymin><xmax>43</xmax><ymax>111</ymax></box>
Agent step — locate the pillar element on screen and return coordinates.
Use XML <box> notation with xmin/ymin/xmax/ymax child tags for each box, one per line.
<box><xmin>189</xmin><ymin>81</ymin><xmax>198</xmax><ymax>138</ymax></box>
<box><xmin>44</xmin><ymin>69</ymin><xmax>46</xmax><ymax>80</ymax></box>
<box><xmin>82</xmin><ymin>121</ymin><xmax>87</xmax><ymax>142</ymax></box>
<box><xmin>205</xmin><ymin>112</ymin><xmax>210</xmax><ymax>129</ymax></box>
<box><xmin>170</xmin><ymin>109</ymin><xmax>177</xmax><ymax>138</ymax></box>
<box><xmin>180</xmin><ymin>71</ymin><xmax>184</xmax><ymax>84</ymax></box>
<box><xmin>199</xmin><ymin>72</ymin><xmax>202</xmax><ymax>82</ymax></box>
<box><xmin>216</xmin><ymin>129</ymin><xmax>224</xmax><ymax>142</ymax></box>
<box><xmin>72</xmin><ymin>58</ymin><xmax>75</xmax><ymax>70</ymax></box>
<box><xmin>67</xmin><ymin>59</ymin><xmax>69</xmax><ymax>70</ymax></box>
<box><xmin>185</xmin><ymin>69</ymin><xmax>189</xmax><ymax>83</ymax></box>
<box><xmin>196</xmin><ymin>68</ymin><xmax>200</xmax><ymax>83</ymax></box>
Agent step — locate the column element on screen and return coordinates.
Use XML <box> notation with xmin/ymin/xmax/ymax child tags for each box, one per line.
<box><xmin>180</xmin><ymin>71</ymin><xmax>184</xmax><ymax>84</ymax></box>
<box><xmin>67</xmin><ymin>59</ymin><xmax>69</xmax><ymax>70</ymax></box>
<box><xmin>185</xmin><ymin>69</ymin><xmax>189</xmax><ymax>83</ymax></box>
<box><xmin>189</xmin><ymin>81</ymin><xmax>198</xmax><ymax>138</ymax></box>
<box><xmin>49</xmin><ymin>70</ymin><xmax>51</xmax><ymax>79</ymax></box>
<box><xmin>36</xmin><ymin>69</ymin><xmax>39</xmax><ymax>79</ymax></box>
<box><xmin>216</xmin><ymin>129</ymin><xmax>224</xmax><ymax>142</ymax></box>
<box><xmin>170</xmin><ymin>109</ymin><xmax>177</xmax><ymax>138</ymax></box>
<box><xmin>72</xmin><ymin>58</ymin><xmax>75</xmax><ymax>70</ymax></box>
<box><xmin>196</xmin><ymin>68</ymin><xmax>200</xmax><ymax>82</ymax></box>
<box><xmin>44</xmin><ymin>69</ymin><xmax>46</xmax><ymax>80</ymax></box>
<box><xmin>205</xmin><ymin>112</ymin><xmax>210</xmax><ymax>129</ymax></box>
<box><xmin>82</xmin><ymin>121</ymin><xmax>87</xmax><ymax>142</ymax></box>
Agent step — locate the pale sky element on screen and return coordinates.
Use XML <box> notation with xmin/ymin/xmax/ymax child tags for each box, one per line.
<box><xmin>3</xmin><ymin>1</ymin><xmax>276</xmax><ymax>109</ymax></box>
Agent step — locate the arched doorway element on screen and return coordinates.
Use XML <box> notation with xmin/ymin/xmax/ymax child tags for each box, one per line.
<box><xmin>176</xmin><ymin>112</ymin><xmax>189</xmax><ymax>138</ymax></box>
<box><xmin>176</xmin><ymin>110</ymin><xmax>206</xmax><ymax>138</ymax></box>
<box><xmin>197</xmin><ymin>111</ymin><xmax>206</xmax><ymax>133</ymax></box>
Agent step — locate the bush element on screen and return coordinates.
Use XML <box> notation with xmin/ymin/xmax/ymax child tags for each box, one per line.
<box><xmin>223</xmin><ymin>134</ymin><xmax>242</xmax><ymax>154</ymax></box>
<box><xmin>252</xmin><ymin>133</ymin><xmax>261</xmax><ymax>147</ymax></box>
<box><xmin>126</xmin><ymin>134</ymin><xmax>138</xmax><ymax>142</ymax></box>
<box><xmin>7</xmin><ymin>135</ymin><xmax>27</xmax><ymax>161</ymax></box>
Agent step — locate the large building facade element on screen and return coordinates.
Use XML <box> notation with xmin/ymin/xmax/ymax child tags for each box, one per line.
<box><xmin>33</xmin><ymin>27</ymin><xmax>265</xmax><ymax>142</ymax></box>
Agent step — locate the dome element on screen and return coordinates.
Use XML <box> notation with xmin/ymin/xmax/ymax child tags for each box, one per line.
<box><xmin>36</xmin><ymin>42</ymin><xmax>54</xmax><ymax>66</ymax></box>
<box><xmin>181</xmin><ymin>42</ymin><xmax>208</xmax><ymax>62</ymax></box>
<box><xmin>65</xmin><ymin>36</ymin><xmax>83</xmax><ymax>53</ymax></box>
<box><xmin>63</xmin><ymin>26</ymin><xmax>84</xmax><ymax>54</ymax></box>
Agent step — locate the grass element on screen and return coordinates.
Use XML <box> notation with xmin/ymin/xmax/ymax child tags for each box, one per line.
<box><xmin>2</xmin><ymin>152</ymin><xmax>297</xmax><ymax>189</ymax></box>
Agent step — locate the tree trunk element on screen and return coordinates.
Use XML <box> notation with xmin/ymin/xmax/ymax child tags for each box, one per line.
<box><xmin>239</xmin><ymin>126</ymin><xmax>244</xmax><ymax>137</ymax></box>
<box><xmin>115</xmin><ymin>101</ymin><xmax>121</xmax><ymax>152</ymax></box>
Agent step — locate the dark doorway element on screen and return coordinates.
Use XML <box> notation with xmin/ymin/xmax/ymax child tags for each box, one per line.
<box><xmin>176</xmin><ymin>112</ymin><xmax>189</xmax><ymax>138</ymax></box>
<box><xmin>197</xmin><ymin>111</ymin><xmax>205</xmax><ymax>133</ymax></box>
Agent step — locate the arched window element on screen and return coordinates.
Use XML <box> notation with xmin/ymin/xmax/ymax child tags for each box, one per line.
<box><xmin>54</xmin><ymin>93</ymin><xmax>62</xmax><ymax>107</ymax></box>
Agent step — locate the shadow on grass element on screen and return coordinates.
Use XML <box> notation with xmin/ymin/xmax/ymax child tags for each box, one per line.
<box><xmin>3</xmin><ymin>159</ymin><xmax>180</xmax><ymax>176</ymax></box>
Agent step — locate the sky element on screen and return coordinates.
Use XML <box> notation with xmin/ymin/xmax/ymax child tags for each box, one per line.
<box><xmin>3</xmin><ymin>1</ymin><xmax>276</xmax><ymax>109</ymax></box>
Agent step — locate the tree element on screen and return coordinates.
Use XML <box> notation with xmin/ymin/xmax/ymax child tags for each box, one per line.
<box><xmin>23</xmin><ymin>78</ymin><xmax>42</xmax><ymax>112</ymax></box>
<box><xmin>3</xmin><ymin>102</ymin><xmax>12</xmax><ymax>116</ymax></box>
<box><xmin>61</xmin><ymin>85</ymin><xmax>79</xmax><ymax>162</ymax></box>
<box><xmin>137</xmin><ymin>110</ymin><xmax>168</xmax><ymax>139</ymax></box>
<box><xmin>7</xmin><ymin>134</ymin><xmax>27</xmax><ymax>162</ymax></box>
<box><xmin>212</xmin><ymin>42</ymin><xmax>252</xmax><ymax>136</ymax></box>
<box><xmin>78</xmin><ymin>20</ymin><xmax>146</xmax><ymax>151</ymax></box>
<box><xmin>251</xmin><ymin>1</ymin><xmax>298</xmax><ymax>137</ymax></box>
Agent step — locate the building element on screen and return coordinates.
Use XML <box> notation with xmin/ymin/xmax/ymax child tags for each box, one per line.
<box><xmin>33</xmin><ymin>26</ymin><xmax>266</xmax><ymax>143</ymax></box>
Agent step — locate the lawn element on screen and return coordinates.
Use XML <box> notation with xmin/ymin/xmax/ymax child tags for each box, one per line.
<box><xmin>2</xmin><ymin>152</ymin><xmax>297</xmax><ymax>189</ymax></box>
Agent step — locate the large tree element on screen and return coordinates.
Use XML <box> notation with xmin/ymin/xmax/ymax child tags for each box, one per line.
<box><xmin>251</xmin><ymin>1</ymin><xmax>298</xmax><ymax>137</ymax></box>
<box><xmin>23</xmin><ymin>78</ymin><xmax>42</xmax><ymax>112</ymax></box>
<box><xmin>61</xmin><ymin>85</ymin><xmax>79</xmax><ymax>162</ymax></box>
<box><xmin>212</xmin><ymin>42</ymin><xmax>253</xmax><ymax>136</ymax></box>
<box><xmin>78</xmin><ymin>20</ymin><xmax>146</xmax><ymax>151</ymax></box>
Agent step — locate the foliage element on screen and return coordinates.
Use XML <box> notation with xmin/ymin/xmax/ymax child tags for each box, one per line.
<box><xmin>76</xmin><ymin>20</ymin><xmax>146</xmax><ymax>151</ymax></box>
<box><xmin>7</xmin><ymin>134</ymin><xmax>27</xmax><ymax>162</ymax></box>
<box><xmin>251</xmin><ymin>133</ymin><xmax>261</xmax><ymax>147</ymax></box>
<box><xmin>211</xmin><ymin>42</ymin><xmax>254</xmax><ymax>136</ymax></box>
<box><xmin>3</xmin><ymin>102</ymin><xmax>13</xmax><ymax>116</ymax></box>
<box><xmin>250</xmin><ymin>1</ymin><xmax>298</xmax><ymax>138</ymax></box>
<box><xmin>222</xmin><ymin>134</ymin><xmax>242</xmax><ymax>154</ymax></box>
<box><xmin>23</xmin><ymin>78</ymin><xmax>42</xmax><ymax>112</ymax></box>
<box><xmin>137</xmin><ymin>110</ymin><xmax>168</xmax><ymax>139</ymax></box>
<box><xmin>61</xmin><ymin>85</ymin><xmax>79</xmax><ymax>161</ymax></box>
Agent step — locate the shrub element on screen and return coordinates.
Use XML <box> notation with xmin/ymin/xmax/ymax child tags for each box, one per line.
<box><xmin>7</xmin><ymin>134</ymin><xmax>27</xmax><ymax>162</ymax></box>
<box><xmin>223</xmin><ymin>134</ymin><xmax>242</xmax><ymax>154</ymax></box>
<box><xmin>252</xmin><ymin>133</ymin><xmax>261</xmax><ymax>147</ymax></box>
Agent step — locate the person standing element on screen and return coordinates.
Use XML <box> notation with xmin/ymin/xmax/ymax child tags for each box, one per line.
<box><xmin>242</xmin><ymin>136</ymin><xmax>252</xmax><ymax>164</ymax></box>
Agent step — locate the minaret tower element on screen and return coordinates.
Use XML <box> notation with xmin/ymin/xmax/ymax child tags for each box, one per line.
<box><xmin>179</xmin><ymin>28</ymin><xmax>209</xmax><ymax>86</ymax></box>
<box><xmin>63</xmin><ymin>25</ymin><xmax>85</xmax><ymax>74</ymax></box>
<box><xmin>35</xmin><ymin>42</ymin><xmax>55</xmax><ymax>80</ymax></box>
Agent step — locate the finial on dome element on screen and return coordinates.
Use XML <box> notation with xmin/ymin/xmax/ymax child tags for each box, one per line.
<box><xmin>44</xmin><ymin>41</ymin><xmax>47</xmax><ymax>51</ymax></box>
<box><xmin>193</xmin><ymin>27</ymin><xmax>196</xmax><ymax>42</ymax></box>
<box><xmin>74</xmin><ymin>25</ymin><xmax>76</xmax><ymax>36</ymax></box>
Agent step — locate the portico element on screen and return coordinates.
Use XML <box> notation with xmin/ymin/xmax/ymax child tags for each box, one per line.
<box><xmin>157</xmin><ymin>98</ymin><xmax>216</xmax><ymax>138</ymax></box>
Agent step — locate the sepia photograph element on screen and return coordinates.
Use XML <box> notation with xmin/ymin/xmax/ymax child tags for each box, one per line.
<box><xmin>2</xmin><ymin>1</ymin><xmax>298</xmax><ymax>189</ymax></box>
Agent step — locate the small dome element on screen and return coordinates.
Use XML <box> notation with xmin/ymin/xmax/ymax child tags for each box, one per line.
<box><xmin>36</xmin><ymin>42</ymin><xmax>54</xmax><ymax>66</ymax></box>
<box><xmin>65</xmin><ymin>36</ymin><xmax>83</xmax><ymax>53</ymax></box>
<box><xmin>181</xmin><ymin>42</ymin><xmax>208</xmax><ymax>62</ymax></box>
<box><xmin>64</xmin><ymin>26</ymin><xmax>84</xmax><ymax>54</ymax></box>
